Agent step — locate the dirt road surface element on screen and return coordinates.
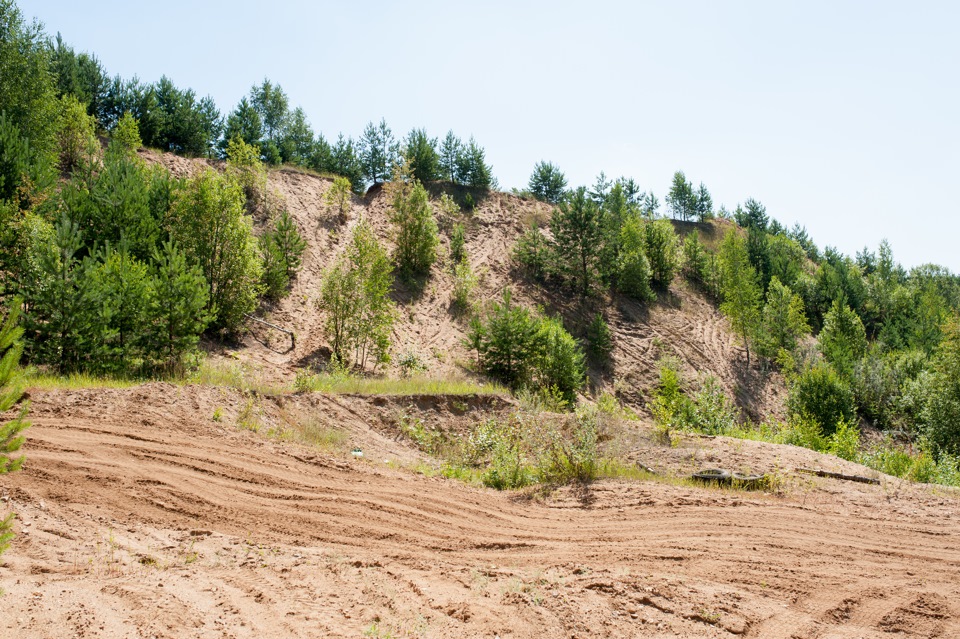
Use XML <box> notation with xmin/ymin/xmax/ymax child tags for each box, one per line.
<box><xmin>2</xmin><ymin>385</ymin><xmax>959</xmax><ymax>638</ymax></box>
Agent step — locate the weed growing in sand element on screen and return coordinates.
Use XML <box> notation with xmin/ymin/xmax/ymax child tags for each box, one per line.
<box><xmin>236</xmin><ymin>398</ymin><xmax>261</xmax><ymax>432</ymax></box>
<box><xmin>291</xmin><ymin>417</ymin><xmax>349</xmax><ymax>452</ymax></box>
<box><xmin>398</xmin><ymin>412</ymin><xmax>445</xmax><ymax>455</ymax></box>
<box><xmin>363</xmin><ymin>622</ymin><xmax>396</xmax><ymax>639</ymax></box>
<box><xmin>212</xmin><ymin>407</ymin><xmax>223</xmax><ymax>422</ymax></box>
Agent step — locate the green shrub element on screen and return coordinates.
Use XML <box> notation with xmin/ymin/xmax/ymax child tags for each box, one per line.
<box><xmin>643</xmin><ymin>218</ymin><xmax>681</xmax><ymax>288</ymax></box>
<box><xmin>451</xmin><ymin>258</ymin><xmax>476</xmax><ymax>311</ymax></box>
<box><xmin>535</xmin><ymin>405</ymin><xmax>600</xmax><ymax>483</ymax></box>
<box><xmin>616</xmin><ymin>215</ymin><xmax>654</xmax><ymax>299</ymax></box>
<box><xmin>779</xmin><ymin>416</ymin><xmax>828</xmax><ymax>451</ymax></box>
<box><xmin>585</xmin><ymin>312</ymin><xmax>613</xmax><ymax>362</ymax></box>
<box><xmin>389</xmin><ymin>177</ymin><xmax>438</xmax><ymax>277</ymax></box>
<box><xmin>450</xmin><ymin>223</ymin><xmax>466</xmax><ymax>265</ymax></box>
<box><xmin>787</xmin><ymin>362</ymin><xmax>856</xmax><ymax>435</ymax></box>
<box><xmin>513</xmin><ymin>224</ymin><xmax>552</xmax><ymax>281</ymax></box>
<box><xmin>466</xmin><ymin>289</ymin><xmax>539</xmax><ymax>389</ymax></box>
<box><xmin>317</xmin><ymin>220</ymin><xmax>394</xmax><ymax>370</ymax></box>
<box><xmin>396</xmin><ymin>351</ymin><xmax>427</xmax><ymax>377</ymax></box>
<box><xmin>111</xmin><ymin>111</ymin><xmax>142</xmax><ymax>152</ymax></box>
<box><xmin>260</xmin><ymin>210</ymin><xmax>306</xmax><ymax>300</ymax></box>
<box><xmin>689</xmin><ymin>377</ymin><xmax>739</xmax><ymax>435</ymax></box>
<box><xmin>819</xmin><ymin>299</ymin><xmax>867</xmax><ymax>380</ymax></box>
<box><xmin>56</xmin><ymin>94</ymin><xmax>97</xmax><ymax>173</ymax></box>
<box><xmin>851</xmin><ymin>349</ymin><xmax>900</xmax><ymax>428</ymax></box>
<box><xmin>827</xmin><ymin>418</ymin><xmax>861</xmax><ymax>461</ymax></box>
<box><xmin>466</xmin><ymin>290</ymin><xmax>584</xmax><ymax>400</ymax></box>
<box><xmin>482</xmin><ymin>440</ymin><xmax>533</xmax><ymax>489</ymax></box>
<box><xmin>536</xmin><ymin>317</ymin><xmax>585</xmax><ymax>403</ymax></box>
<box><xmin>649</xmin><ymin>357</ymin><xmax>693</xmax><ymax>438</ymax></box>
<box><xmin>168</xmin><ymin>169</ymin><xmax>263</xmax><ymax>331</ymax></box>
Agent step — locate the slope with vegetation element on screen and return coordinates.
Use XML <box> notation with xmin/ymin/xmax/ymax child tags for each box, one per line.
<box><xmin>2</xmin><ymin>1</ymin><xmax>960</xmax><ymax>634</ymax></box>
<box><xmin>2</xmin><ymin>0</ymin><xmax>960</xmax><ymax>556</ymax></box>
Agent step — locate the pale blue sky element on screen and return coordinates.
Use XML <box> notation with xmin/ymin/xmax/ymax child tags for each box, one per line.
<box><xmin>23</xmin><ymin>0</ymin><xmax>960</xmax><ymax>271</ymax></box>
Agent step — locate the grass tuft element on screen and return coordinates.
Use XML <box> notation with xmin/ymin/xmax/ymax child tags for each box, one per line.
<box><xmin>294</xmin><ymin>372</ymin><xmax>506</xmax><ymax>397</ymax></box>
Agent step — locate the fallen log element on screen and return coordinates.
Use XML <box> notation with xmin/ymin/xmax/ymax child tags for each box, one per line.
<box><xmin>795</xmin><ymin>467</ymin><xmax>880</xmax><ymax>485</ymax></box>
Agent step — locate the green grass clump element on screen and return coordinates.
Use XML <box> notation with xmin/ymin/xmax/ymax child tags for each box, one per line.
<box><xmin>17</xmin><ymin>369</ymin><xmax>143</xmax><ymax>391</ymax></box>
<box><xmin>288</xmin><ymin>417</ymin><xmax>350</xmax><ymax>452</ymax></box>
<box><xmin>185</xmin><ymin>360</ymin><xmax>288</xmax><ymax>395</ymax></box>
<box><xmin>294</xmin><ymin>372</ymin><xmax>506</xmax><ymax>396</ymax></box>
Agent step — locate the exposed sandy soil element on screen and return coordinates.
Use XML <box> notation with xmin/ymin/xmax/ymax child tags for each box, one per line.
<box><xmin>2</xmin><ymin>384</ymin><xmax>960</xmax><ymax>638</ymax></box>
<box><xmin>133</xmin><ymin>150</ymin><xmax>785</xmax><ymax>421</ymax></box>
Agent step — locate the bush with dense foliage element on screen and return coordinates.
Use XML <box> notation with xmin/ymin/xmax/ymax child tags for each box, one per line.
<box><xmin>389</xmin><ymin>175</ymin><xmax>438</xmax><ymax>278</ymax></box>
<box><xmin>528</xmin><ymin>161</ymin><xmax>567</xmax><ymax>203</ymax></box>
<box><xmin>787</xmin><ymin>362</ymin><xmax>856</xmax><ymax>435</ymax></box>
<box><xmin>467</xmin><ymin>289</ymin><xmax>584</xmax><ymax>400</ymax></box>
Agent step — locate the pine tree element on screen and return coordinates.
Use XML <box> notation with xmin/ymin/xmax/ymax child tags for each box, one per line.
<box><xmin>819</xmin><ymin>299</ymin><xmax>867</xmax><ymax>380</ymax></box>
<box><xmin>279</xmin><ymin>106</ymin><xmax>315</xmax><ymax>165</ymax></box>
<box><xmin>328</xmin><ymin>135</ymin><xmax>364</xmax><ymax>192</ymax></box>
<box><xmin>718</xmin><ymin>229</ymin><xmax>762</xmax><ymax>365</ymax></box>
<box><xmin>0</xmin><ymin>296</ymin><xmax>29</xmax><ymax>557</ymax></box>
<box><xmin>450</xmin><ymin>223</ymin><xmax>467</xmax><ymax>266</ymax></box>
<box><xmin>270</xmin><ymin>210</ymin><xmax>306</xmax><ymax>280</ymax></box>
<box><xmin>666</xmin><ymin>171</ymin><xmax>695</xmax><ymax>221</ymax></box>
<box><xmin>536</xmin><ymin>315</ymin><xmax>585</xmax><ymax>402</ymax></box>
<box><xmin>259</xmin><ymin>210</ymin><xmax>305</xmax><ymax>299</ymax></box>
<box><xmin>325</xmin><ymin>176</ymin><xmax>352</xmax><ymax>220</ymax></box>
<box><xmin>438</xmin><ymin>131</ymin><xmax>462</xmax><ymax>183</ymax></box>
<box><xmin>616</xmin><ymin>215</ymin><xmax>655</xmax><ymax>302</ymax></box>
<box><xmin>90</xmin><ymin>242</ymin><xmax>154</xmax><ymax>373</ymax></box>
<box><xmin>24</xmin><ymin>214</ymin><xmax>101</xmax><ymax>372</ymax></box>
<box><xmin>404</xmin><ymin>128</ymin><xmax>440</xmax><ymax>183</ymax></box>
<box><xmin>358</xmin><ymin>118</ymin><xmax>399</xmax><ymax>186</ymax></box>
<box><xmin>757</xmin><ymin>277</ymin><xmax>810</xmax><ymax>359</ymax></box>
<box><xmin>467</xmin><ymin>288</ymin><xmax>540</xmax><ymax>389</ymax></box>
<box><xmin>551</xmin><ymin>186</ymin><xmax>603</xmax><ymax>298</ymax></box>
<box><xmin>219</xmin><ymin>97</ymin><xmax>263</xmax><ymax>157</ymax></box>
<box><xmin>695</xmin><ymin>183</ymin><xmax>713</xmax><ymax>221</ymax></box>
<box><xmin>455</xmin><ymin>137</ymin><xmax>494</xmax><ymax>189</ymax></box>
<box><xmin>147</xmin><ymin>240</ymin><xmax>210</xmax><ymax>371</ymax></box>
<box><xmin>642</xmin><ymin>218</ymin><xmax>681</xmax><ymax>288</ymax></box>
<box><xmin>61</xmin><ymin>142</ymin><xmax>161</xmax><ymax>262</ymax></box>
<box><xmin>597</xmin><ymin>182</ymin><xmax>630</xmax><ymax>285</ymax></box>
<box><xmin>528</xmin><ymin>161</ymin><xmax>567</xmax><ymax>204</ymax></box>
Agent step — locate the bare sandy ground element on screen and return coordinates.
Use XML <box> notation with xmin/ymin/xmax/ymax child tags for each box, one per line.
<box><xmin>2</xmin><ymin>384</ymin><xmax>959</xmax><ymax>638</ymax></box>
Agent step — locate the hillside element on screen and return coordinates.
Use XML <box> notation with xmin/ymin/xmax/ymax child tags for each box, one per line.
<box><xmin>1</xmin><ymin>152</ymin><xmax>958</xmax><ymax>639</ymax></box>
<box><xmin>140</xmin><ymin>149</ymin><xmax>786</xmax><ymax>422</ymax></box>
